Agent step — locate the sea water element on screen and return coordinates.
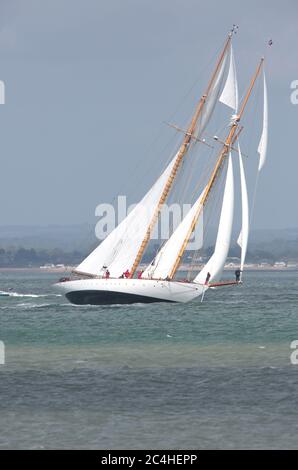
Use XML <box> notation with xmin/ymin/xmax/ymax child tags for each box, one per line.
<box><xmin>0</xmin><ymin>270</ymin><xmax>297</xmax><ymax>449</ymax></box>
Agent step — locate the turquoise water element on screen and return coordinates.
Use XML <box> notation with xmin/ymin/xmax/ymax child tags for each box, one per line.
<box><xmin>0</xmin><ymin>270</ymin><xmax>298</xmax><ymax>449</ymax></box>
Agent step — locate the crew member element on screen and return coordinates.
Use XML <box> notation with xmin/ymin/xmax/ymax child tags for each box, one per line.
<box><xmin>99</xmin><ymin>265</ymin><xmax>108</xmax><ymax>278</ymax></box>
<box><xmin>235</xmin><ymin>269</ymin><xmax>241</xmax><ymax>283</ymax></box>
<box><xmin>105</xmin><ymin>269</ymin><xmax>110</xmax><ymax>279</ymax></box>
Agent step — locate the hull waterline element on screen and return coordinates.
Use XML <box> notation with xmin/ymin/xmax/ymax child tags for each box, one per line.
<box><xmin>54</xmin><ymin>278</ymin><xmax>205</xmax><ymax>305</ymax></box>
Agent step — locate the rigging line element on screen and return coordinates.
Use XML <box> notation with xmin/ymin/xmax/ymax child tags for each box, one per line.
<box><xmin>184</xmin><ymin>160</ymin><xmax>226</xmax><ymax>280</ymax></box>
<box><xmin>130</xmin><ymin>35</ymin><xmax>233</xmax><ymax>277</ymax></box>
<box><xmin>165</xmin><ymin>140</ymin><xmax>193</xmax><ymax>212</ymax></box>
<box><xmin>136</xmin><ymin>35</ymin><xmax>229</xmax><ymax>202</ymax></box>
<box><xmin>172</xmin><ymin>149</ymin><xmax>220</xmax><ymax>275</ymax></box>
<box><xmin>153</xmin><ymin>141</ymin><xmax>210</xmax><ymax>263</ymax></box>
<box><xmin>243</xmin><ymin>75</ymin><xmax>261</xmax><ymax>160</ymax></box>
<box><xmin>113</xmin><ymin>38</ymin><xmax>229</xmax><ymax>203</ymax></box>
<box><xmin>174</xmin><ymin>121</ymin><xmax>219</xmax><ymax>207</ymax></box>
<box><xmin>111</xmin><ymin>131</ymin><xmax>181</xmax><ymax>207</ymax></box>
<box><xmin>165</xmin><ymin>37</ymin><xmax>228</xmax><ymax>124</ymax></box>
<box><xmin>148</xmin><ymin>151</ymin><xmax>224</xmax><ymax>281</ymax></box>
<box><xmin>185</xmin><ymin>102</ymin><xmax>230</xmax><ymax>207</ymax></box>
<box><xmin>170</xmin><ymin>140</ymin><xmax>206</xmax><ymax>208</ymax></box>
<box><xmin>187</xmin><ymin>144</ymin><xmax>219</xmax><ymax>206</ymax></box>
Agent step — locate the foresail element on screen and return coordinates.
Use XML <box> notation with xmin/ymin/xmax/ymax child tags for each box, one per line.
<box><xmin>258</xmin><ymin>71</ymin><xmax>268</xmax><ymax>171</ymax></box>
<box><xmin>194</xmin><ymin>153</ymin><xmax>234</xmax><ymax>284</ymax></box>
<box><xmin>219</xmin><ymin>45</ymin><xmax>238</xmax><ymax>112</ymax></box>
<box><xmin>75</xmin><ymin>155</ymin><xmax>177</xmax><ymax>277</ymax></box>
<box><xmin>142</xmin><ymin>188</ymin><xmax>206</xmax><ymax>280</ymax></box>
<box><xmin>237</xmin><ymin>143</ymin><xmax>249</xmax><ymax>272</ymax></box>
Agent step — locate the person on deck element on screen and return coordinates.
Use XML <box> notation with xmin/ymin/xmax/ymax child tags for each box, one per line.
<box><xmin>137</xmin><ymin>270</ymin><xmax>144</xmax><ymax>279</ymax></box>
<box><xmin>99</xmin><ymin>265</ymin><xmax>107</xmax><ymax>278</ymax></box>
<box><xmin>235</xmin><ymin>269</ymin><xmax>241</xmax><ymax>283</ymax></box>
<box><xmin>124</xmin><ymin>269</ymin><xmax>130</xmax><ymax>278</ymax></box>
<box><xmin>105</xmin><ymin>269</ymin><xmax>110</xmax><ymax>279</ymax></box>
<box><xmin>205</xmin><ymin>272</ymin><xmax>211</xmax><ymax>285</ymax></box>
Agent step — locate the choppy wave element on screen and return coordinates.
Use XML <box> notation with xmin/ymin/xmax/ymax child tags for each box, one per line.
<box><xmin>0</xmin><ymin>290</ymin><xmax>61</xmax><ymax>298</ymax></box>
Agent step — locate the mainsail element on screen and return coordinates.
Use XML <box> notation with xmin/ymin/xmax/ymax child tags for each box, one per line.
<box><xmin>76</xmin><ymin>155</ymin><xmax>177</xmax><ymax>277</ymax></box>
<box><xmin>194</xmin><ymin>153</ymin><xmax>234</xmax><ymax>284</ymax></box>
<box><xmin>142</xmin><ymin>187</ymin><xmax>206</xmax><ymax>280</ymax></box>
<box><xmin>237</xmin><ymin>143</ymin><xmax>249</xmax><ymax>272</ymax></box>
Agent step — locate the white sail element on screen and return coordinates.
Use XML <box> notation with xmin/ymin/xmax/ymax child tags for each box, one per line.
<box><xmin>237</xmin><ymin>143</ymin><xmax>249</xmax><ymax>272</ymax></box>
<box><xmin>258</xmin><ymin>71</ymin><xmax>268</xmax><ymax>171</ymax></box>
<box><xmin>76</xmin><ymin>155</ymin><xmax>177</xmax><ymax>277</ymax></box>
<box><xmin>219</xmin><ymin>45</ymin><xmax>238</xmax><ymax>112</ymax></box>
<box><xmin>75</xmin><ymin>49</ymin><xmax>231</xmax><ymax>279</ymax></box>
<box><xmin>142</xmin><ymin>188</ymin><xmax>205</xmax><ymax>280</ymax></box>
<box><xmin>196</xmin><ymin>44</ymin><xmax>229</xmax><ymax>136</ymax></box>
<box><xmin>194</xmin><ymin>153</ymin><xmax>234</xmax><ymax>284</ymax></box>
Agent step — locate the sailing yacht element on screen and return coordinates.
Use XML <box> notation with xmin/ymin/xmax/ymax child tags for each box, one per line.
<box><xmin>55</xmin><ymin>31</ymin><xmax>268</xmax><ymax>305</ymax></box>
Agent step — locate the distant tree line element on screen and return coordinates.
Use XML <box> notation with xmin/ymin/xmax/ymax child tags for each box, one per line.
<box><xmin>0</xmin><ymin>237</ymin><xmax>297</xmax><ymax>267</ymax></box>
<box><xmin>0</xmin><ymin>247</ymin><xmax>83</xmax><ymax>267</ymax></box>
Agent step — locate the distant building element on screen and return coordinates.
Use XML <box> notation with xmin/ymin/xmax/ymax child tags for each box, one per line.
<box><xmin>274</xmin><ymin>261</ymin><xmax>286</xmax><ymax>268</ymax></box>
<box><xmin>40</xmin><ymin>263</ymin><xmax>55</xmax><ymax>269</ymax></box>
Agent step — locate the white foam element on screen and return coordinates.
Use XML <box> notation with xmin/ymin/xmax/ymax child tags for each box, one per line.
<box><xmin>0</xmin><ymin>291</ymin><xmax>61</xmax><ymax>298</ymax></box>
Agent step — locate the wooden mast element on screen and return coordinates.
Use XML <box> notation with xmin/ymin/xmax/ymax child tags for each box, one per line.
<box><xmin>129</xmin><ymin>35</ymin><xmax>232</xmax><ymax>277</ymax></box>
<box><xmin>168</xmin><ymin>58</ymin><xmax>264</xmax><ymax>279</ymax></box>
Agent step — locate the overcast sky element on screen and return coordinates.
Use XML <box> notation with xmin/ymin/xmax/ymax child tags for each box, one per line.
<box><xmin>0</xmin><ymin>0</ymin><xmax>297</xmax><ymax>229</ymax></box>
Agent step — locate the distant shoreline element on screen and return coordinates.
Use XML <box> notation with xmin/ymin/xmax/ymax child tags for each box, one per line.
<box><xmin>0</xmin><ymin>266</ymin><xmax>297</xmax><ymax>273</ymax></box>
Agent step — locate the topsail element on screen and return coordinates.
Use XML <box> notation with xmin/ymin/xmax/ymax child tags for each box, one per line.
<box><xmin>219</xmin><ymin>45</ymin><xmax>239</xmax><ymax>112</ymax></box>
<box><xmin>258</xmin><ymin>71</ymin><xmax>268</xmax><ymax>171</ymax></box>
<box><xmin>237</xmin><ymin>143</ymin><xmax>249</xmax><ymax>273</ymax></box>
<box><xmin>195</xmin><ymin>47</ymin><xmax>228</xmax><ymax>137</ymax></box>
